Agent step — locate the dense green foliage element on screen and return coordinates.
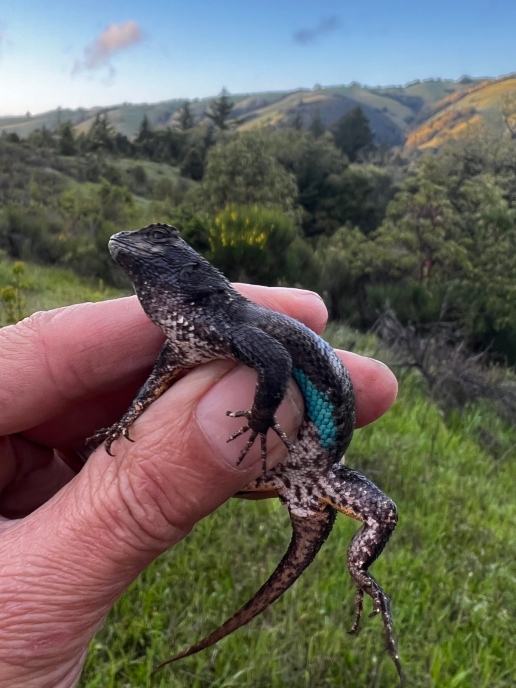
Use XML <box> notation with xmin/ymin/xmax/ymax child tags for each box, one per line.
<box><xmin>205</xmin><ymin>90</ymin><xmax>235</xmax><ymax>131</ymax></box>
<box><xmin>3</xmin><ymin>107</ymin><xmax>516</xmax><ymax>358</ymax></box>
<box><xmin>333</xmin><ymin>106</ymin><xmax>375</xmax><ymax>162</ymax></box>
<box><xmin>324</xmin><ymin>135</ymin><xmax>516</xmax><ymax>360</ymax></box>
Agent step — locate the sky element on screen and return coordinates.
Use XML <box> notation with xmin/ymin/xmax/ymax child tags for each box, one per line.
<box><xmin>0</xmin><ymin>0</ymin><xmax>515</xmax><ymax>116</ymax></box>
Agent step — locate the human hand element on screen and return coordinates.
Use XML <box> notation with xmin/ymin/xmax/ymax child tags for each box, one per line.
<box><xmin>0</xmin><ymin>286</ymin><xmax>397</xmax><ymax>687</ymax></box>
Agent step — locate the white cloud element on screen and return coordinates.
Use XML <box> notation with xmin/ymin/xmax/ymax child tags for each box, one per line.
<box><xmin>73</xmin><ymin>20</ymin><xmax>143</xmax><ymax>76</ymax></box>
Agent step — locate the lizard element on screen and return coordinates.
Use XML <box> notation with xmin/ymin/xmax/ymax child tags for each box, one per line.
<box><xmin>88</xmin><ymin>222</ymin><xmax>403</xmax><ymax>683</ymax></box>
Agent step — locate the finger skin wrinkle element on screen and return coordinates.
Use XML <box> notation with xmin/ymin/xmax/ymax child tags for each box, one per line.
<box><xmin>81</xmin><ymin>455</ymin><xmax>190</xmax><ymax>565</ymax></box>
<box><xmin>114</xmin><ymin>462</ymin><xmax>191</xmax><ymax>550</ymax></box>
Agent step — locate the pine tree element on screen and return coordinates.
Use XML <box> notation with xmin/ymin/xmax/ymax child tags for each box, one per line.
<box><xmin>178</xmin><ymin>101</ymin><xmax>195</xmax><ymax>131</ymax></box>
<box><xmin>205</xmin><ymin>89</ymin><xmax>234</xmax><ymax>130</ymax></box>
<box><xmin>136</xmin><ymin>114</ymin><xmax>152</xmax><ymax>143</ymax></box>
<box><xmin>308</xmin><ymin>110</ymin><xmax>325</xmax><ymax>138</ymax></box>
<box><xmin>58</xmin><ymin>122</ymin><xmax>76</xmax><ymax>156</ymax></box>
<box><xmin>333</xmin><ymin>107</ymin><xmax>374</xmax><ymax>162</ymax></box>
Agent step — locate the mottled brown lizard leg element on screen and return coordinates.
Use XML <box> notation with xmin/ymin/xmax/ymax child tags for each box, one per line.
<box><xmin>319</xmin><ymin>463</ymin><xmax>403</xmax><ymax>684</ymax></box>
<box><xmin>87</xmin><ymin>341</ymin><xmax>183</xmax><ymax>454</ymax></box>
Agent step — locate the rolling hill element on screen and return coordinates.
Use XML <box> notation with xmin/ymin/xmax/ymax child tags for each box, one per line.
<box><xmin>404</xmin><ymin>76</ymin><xmax>516</xmax><ymax>150</ymax></box>
<box><xmin>1</xmin><ymin>74</ymin><xmax>515</xmax><ymax>150</ymax></box>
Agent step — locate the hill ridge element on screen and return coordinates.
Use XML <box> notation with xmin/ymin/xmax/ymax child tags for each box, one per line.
<box><xmin>1</xmin><ymin>74</ymin><xmax>515</xmax><ymax>150</ymax></box>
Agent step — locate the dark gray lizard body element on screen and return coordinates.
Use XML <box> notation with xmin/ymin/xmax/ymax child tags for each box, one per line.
<box><xmin>88</xmin><ymin>223</ymin><xmax>403</xmax><ymax>682</ymax></box>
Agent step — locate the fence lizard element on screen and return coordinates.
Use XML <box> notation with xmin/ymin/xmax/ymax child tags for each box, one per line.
<box><xmin>88</xmin><ymin>223</ymin><xmax>403</xmax><ymax>682</ymax></box>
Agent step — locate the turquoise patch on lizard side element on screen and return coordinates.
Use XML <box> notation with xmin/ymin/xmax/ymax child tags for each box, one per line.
<box><xmin>292</xmin><ymin>367</ymin><xmax>337</xmax><ymax>449</ymax></box>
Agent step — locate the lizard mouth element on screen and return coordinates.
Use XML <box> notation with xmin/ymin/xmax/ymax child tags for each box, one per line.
<box><xmin>108</xmin><ymin>232</ymin><xmax>152</xmax><ymax>261</ymax></box>
<box><xmin>108</xmin><ymin>236</ymin><xmax>123</xmax><ymax>259</ymax></box>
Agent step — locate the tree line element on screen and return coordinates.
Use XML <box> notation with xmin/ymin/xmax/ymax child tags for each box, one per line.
<box><xmin>2</xmin><ymin>95</ymin><xmax>516</xmax><ymax>361</ymax></box>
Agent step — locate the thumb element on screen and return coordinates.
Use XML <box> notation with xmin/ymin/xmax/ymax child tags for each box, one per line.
<box><xmin>0</xmin><ymin>361</ymin><xmax>302</xmax><ymax>686</ymax></box>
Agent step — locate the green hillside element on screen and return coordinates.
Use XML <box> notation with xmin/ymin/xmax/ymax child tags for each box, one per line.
<box><xmin>0</xmin><ymin>76</ymin><xmax>488</xmax><ymax>147</ymax></box>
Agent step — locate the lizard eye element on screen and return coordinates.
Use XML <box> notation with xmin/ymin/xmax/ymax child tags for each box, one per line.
<box><xmin>149</xmin><ymin>226</ymin><xmax>171</xmax><ymax>242</ymax></box>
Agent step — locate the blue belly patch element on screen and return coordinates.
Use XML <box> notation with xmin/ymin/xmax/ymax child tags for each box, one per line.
<box><xmin>292</xmin><ymin>367</ymin><xmax>337</xmax><ymax>449</ymax></box>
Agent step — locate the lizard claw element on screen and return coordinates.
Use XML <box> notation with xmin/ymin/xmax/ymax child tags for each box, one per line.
<box><xmin>226</xmin><ymin>410</ymin><xmax>296</xmax><ymax>472</ymax></box>
<box><xmin>348</xmin><ymin>589</ymin><xmax>364</xmax><ymax>635</ymax></box>
<box><xmin>87</xmin><ymin>423</ymin><xmax>133</xmax><ymax>455</ymax></box>
<box><xmin>271</xmin><ymin>422</ymin><xmax>297</xmax><ymax>454</ymax></box>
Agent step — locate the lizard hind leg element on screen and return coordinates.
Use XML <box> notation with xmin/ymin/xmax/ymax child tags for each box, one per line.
<box><xmin>321</xmin><ymin>463</ymin><xmax>403</xmax><ymax>684</ymax></box>
<box><xmin>154</xmin><ymin>506</ymin><xmax>336</xmax><ymax>671</ymax></box>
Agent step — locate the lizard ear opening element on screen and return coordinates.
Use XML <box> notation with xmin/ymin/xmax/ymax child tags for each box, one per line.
<box><xmin>179</xmin><ymin>262</ymin><xmax>201</xmax><ymax>280</ymax></box>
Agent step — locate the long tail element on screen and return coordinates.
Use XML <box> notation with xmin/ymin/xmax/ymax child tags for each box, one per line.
<box><xmin>155</xmin><ymin>506</ymin><xmax>336</xmax><ymax>670</ymax></box>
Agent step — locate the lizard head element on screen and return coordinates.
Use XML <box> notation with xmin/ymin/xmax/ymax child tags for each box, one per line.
<box><xmin>109</xmin><ymin>223</ymin><xmax>234</xmax><ymax>306</ymax></box>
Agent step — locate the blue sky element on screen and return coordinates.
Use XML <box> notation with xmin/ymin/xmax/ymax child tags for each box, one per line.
<box><xmin>0</xmin><ymin>0</ymin><xmax>515</xmax><ymax>115</ymax></box>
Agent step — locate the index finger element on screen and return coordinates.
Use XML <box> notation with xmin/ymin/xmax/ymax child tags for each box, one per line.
<box><xmin>0</xmin><ymin>288</ymin><xmax>328</xmax><ymax>436</ymax></box>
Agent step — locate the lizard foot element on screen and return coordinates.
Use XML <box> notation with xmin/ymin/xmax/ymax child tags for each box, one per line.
<box><xmin>348</xmin><ymin>588</ymin><xmax>364</xmax><ymax>634</ymax></box>
<box><xmin>226</xmin><ymin>410</ymin><xmax>296</xmax><ymax>472</ymax></box>
<box><xmin>349</xmin><ymin>576</ymin><xmax>403</xmax><ymax>684</ymax></box>
<box><xmin>86</xmin><ymin>423</ymin><xmax>134</xmax><ymax>456</ymax></box>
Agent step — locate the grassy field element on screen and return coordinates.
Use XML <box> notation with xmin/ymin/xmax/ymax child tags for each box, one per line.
<box><xmin>69</xmin><ymin>323</ymin><xmax>516</xmax><ymax>688</ymax></box>
<box><xmin>0</xmin><ymin>255</ymin><xmax>122</xmax><ymax>322</ymax></box>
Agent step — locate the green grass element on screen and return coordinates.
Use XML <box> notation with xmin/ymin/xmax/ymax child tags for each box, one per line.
<box><xmin>114</xmin><ymin>158</ymin><xmax>182</xmax><ymax>184</ymax></box>
<box><xmin>0</xmin><ymin>255</ymin><xmax>122</xmax><ymax>321</ymax></box>
<box><xmin>73</xmin><ymin>325</ymin><xmax>516</xmax><ymax>688</ymax></box>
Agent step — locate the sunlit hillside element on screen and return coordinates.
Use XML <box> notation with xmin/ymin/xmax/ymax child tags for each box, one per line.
<box><xmin>405</xmin><ymin>76</ymin><xmax>516</xmax><ymax>151</ymax></box>
<box><xmin>0</xmin><ymin>76</ymin><xmax>490</xmax><ymax>147</ymax></box>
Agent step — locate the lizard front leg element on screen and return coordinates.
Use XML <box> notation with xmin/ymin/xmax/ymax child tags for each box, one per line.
<box><xmin>87</xmin><ymin>340</ymin><xmax>184</xmax><ymax>454</ymax></box>
<box><xmin>225</xmin><ymin>324</ymin><xmax>296</xmax><ymax>470</ymax></box>
<box><xmin>319</xmin><ymin>463</ymin><xmax>403</xmax><ymax>683</ymax></box>
<box><xmin>155</xmin><ymin>505</ymin><xmax>336</xmax><ymax>670</ymax></box>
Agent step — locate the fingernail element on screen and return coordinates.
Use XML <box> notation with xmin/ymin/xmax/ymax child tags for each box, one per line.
<box><xmin>370</xmin><ymin>357</ymin><xmax>390</xmax><ymax>368</ymax></box>
<box><xmin>196</xmin><ymin>366</ymin><xmax>303</xmax><ymax>470</ymax></box>
<box><xmin>272</xmin><ymin>287</ymin><xmax>325</xmax><ymax>307</ymax></box>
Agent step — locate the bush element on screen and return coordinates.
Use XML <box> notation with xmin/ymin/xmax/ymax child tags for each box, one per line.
<box><xmin>208</xmin><ymin>204</ymin><xmax>301</xmax><ymax>284</ymax></box>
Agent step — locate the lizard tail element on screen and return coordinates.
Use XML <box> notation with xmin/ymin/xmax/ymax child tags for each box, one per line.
<box><xmin>155</xmin><ymin>505</ymin><xmax>336</xmax><ymax>671</ymax></box>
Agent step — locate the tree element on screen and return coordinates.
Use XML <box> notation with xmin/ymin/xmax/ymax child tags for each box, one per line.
<box><xmin>291</xmin><ymin>112</ymin><xmax>303</xmax><ymax>131</ymax></box>
<box><xmin>308</xmin><ymin>110</ymin><xmax>325</xmax><ymax>138</ymax></box>
<box><xmin>58</xmin><ymin>122</ymin><xmax>76</xmax><ymax>156</ymax></box>
<box><xmin>333</xmin><ymin>107</ymin><xmax>374</xmax><ymax>162</ymax></box>
<box><xmin>451</xmin><ymin>174</ymin><xmax>516</xmax><ymax>339</ymax></box>
<box><xmin>26</xmin><ymin>126</ymin><xmax>55</xmax><ymax>149</ymax></box>
<box><xmin>374</xmin><ymin>161</ymin><xmax>465</xmax><ymax>285</ymax></box>
<box><xmin>208</xmin><ymin>205</ymin><xmax>300</xmax><ymax>284</ymax></box>
<box><xmin>198</xmin><ymin>131</ymin><xmax>298</xmax><ymax>215</ymax></box>
<box><xmin>315</xmin><ymin>225</ymin><xmax>374</xmax><ymax>320</ymax></box>
<box><xmin>270</xmin><ymin>130</ymin><xmax>348</xmax><ymax>237</ymax></box>
<box><xmin>205</xmin><ymin>89</ymin><xmax>234</xmax><ymax>130</ymax></box>
<box><xmin>84</xmin><ymin>113</ymin><xmax>115</xmax><ymax>152</ymax></box>
<box><xmin>180</xmin><ymin>146</ymin><xmax>205</xmax><ymax>181</ymax></box>
<box><xmin>177</xmin><ymin>101</ymin><xmax>195</xmax><ymax>131</ymax></box>
<box><xmin>136</xmin><ymin>114</ymin><xmax>152</xmax><ymax>143</ymax></box>
<box><xmin>501</xmin><ymin>92</ymin><xmax>516</xmax><ymax>139</ymax></box>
